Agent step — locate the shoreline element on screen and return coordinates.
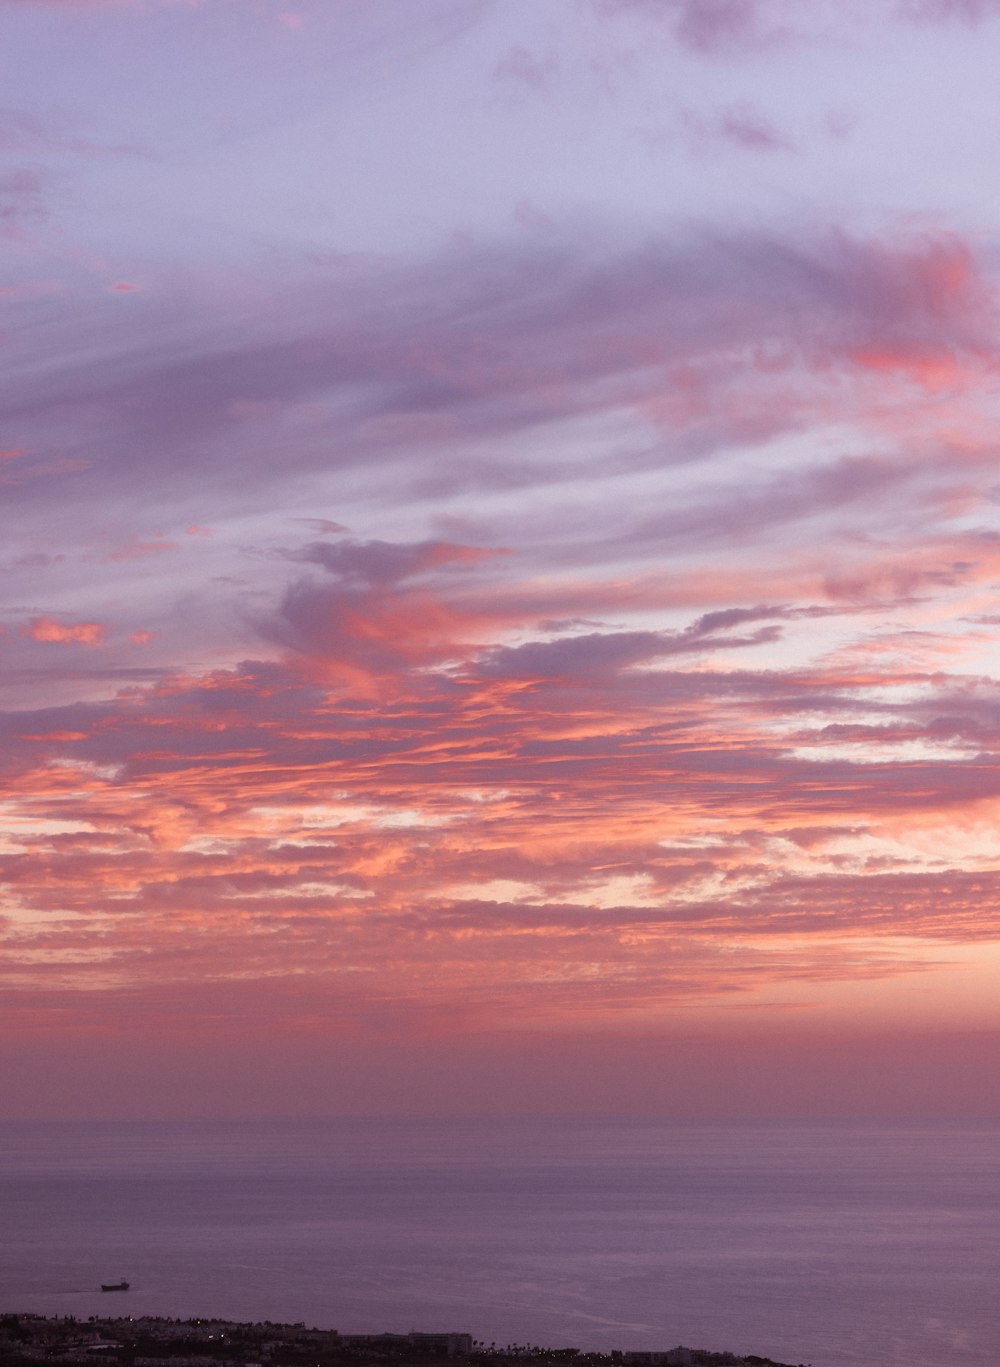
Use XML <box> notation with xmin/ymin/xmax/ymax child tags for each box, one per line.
<box><xmin>0</xmin><ymin>1313</ymin><xmax>807</xmax><ymax>1367</ymax></box>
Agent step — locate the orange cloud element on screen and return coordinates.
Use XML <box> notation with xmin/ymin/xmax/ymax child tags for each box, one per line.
<box><xmin>848</xmin><ymin>346</ymin><xmax>971</xmax><ymax>392</ymax></box>
<box><xmin>26</xmin><ymin>617</ymin><xmax>107</xmax><ymax>646</ymax></box>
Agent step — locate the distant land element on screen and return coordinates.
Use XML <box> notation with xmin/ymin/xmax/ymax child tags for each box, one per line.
<box><xmin>0</xmin><ymin>1314</ymin><xmax>807</xmax><ymax>1367</ymax></box>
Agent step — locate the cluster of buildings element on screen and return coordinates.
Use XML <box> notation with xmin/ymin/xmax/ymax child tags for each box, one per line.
<box><xmin>1</xmin><ymin>1318</ymin><xmax>475</xmax><ymax>1366</ymax></box>
<box><xmin>0</xmin><ymin>1316</ymin><xmax>799</xmax><ymax>1367</ymax></box>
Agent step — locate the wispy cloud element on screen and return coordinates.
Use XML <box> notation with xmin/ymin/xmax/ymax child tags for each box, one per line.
<box><xmin>596</xmin><ymin>0</ymin><xmax>789</xmax><ymax>54</ymax></box>
<box><xmin>5</xmin><ymin>0</ymin><xmax>1000</xmax><ymax>1114</ymax></box>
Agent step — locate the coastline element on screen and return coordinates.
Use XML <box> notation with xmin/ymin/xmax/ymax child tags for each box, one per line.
<box><xmin>0</xmin><ymin>1314</ymin><xmax>807</xmax><ymax>1367</ymax></box>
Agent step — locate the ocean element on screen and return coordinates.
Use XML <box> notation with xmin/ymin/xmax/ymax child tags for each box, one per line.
<box><xmin>1</xmin><ymin>1117</ymin><xmax>997</xmax><ymax>1367</ymax></box>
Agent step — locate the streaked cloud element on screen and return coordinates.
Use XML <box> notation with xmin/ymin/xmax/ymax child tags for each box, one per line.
<box><xmin>4</xmin><ymin>0</ymin><xmax>1000</xmax><ymax>1116</ymax></box>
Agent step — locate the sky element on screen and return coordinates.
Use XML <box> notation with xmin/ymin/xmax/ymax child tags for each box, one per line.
<box><xmin>5</xmin><ymin>0</ymin><xmax>1000</xmax><ymax>1119</ymax></box>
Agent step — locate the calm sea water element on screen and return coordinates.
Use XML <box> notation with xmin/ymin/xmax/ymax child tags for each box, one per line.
<box><xmin>1</xmin><ymin>1117</ymin><xmax>997</xmax><ymax>1367</ymax></box>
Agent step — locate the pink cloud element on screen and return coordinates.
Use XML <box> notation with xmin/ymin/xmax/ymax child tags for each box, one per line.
<box><xmin>26</xmin><ymin>616</ymin><xmax>107</xmax><ymax>645</ymax></box>
<box><xmin>107</xmin><ymin>538</ymin><xmax>177</xmax><ymax>560</ymax></box>
<box><xmin>3</xmin><ymin>516</ymin><xmax>1000</xmax><ymax>1102</ymax></box>
<box><xmin>253</xmin><ymin>539</ymin><xmax>517</xmax><ymax>695</ymax></box>
<box><xmin>1</xmin><ymin>210</ymin><xmax>999</xmax><ymax>1094</ymax></box>
<box><xmin>4</xmin><ymin>0</ymin><xmax>1000</xmax><ymax>1128</ymax></box>
<box><xmin>3</xmin><ymin>609</ymin><xmax>999</xmax><ymax>1023</ymax></box>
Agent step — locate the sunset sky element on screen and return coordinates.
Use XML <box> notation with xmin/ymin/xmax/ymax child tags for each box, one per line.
<box><xmin>5</xmin><ymin>0</ymin><xmax>1000</xmax><ymax>1118</ymax></box>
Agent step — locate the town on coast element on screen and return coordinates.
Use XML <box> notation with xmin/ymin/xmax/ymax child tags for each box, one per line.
<box><xmin>0</xmin><ymin>1315</ymin><xmax>806</xmax><ymax>1367</ymax></box>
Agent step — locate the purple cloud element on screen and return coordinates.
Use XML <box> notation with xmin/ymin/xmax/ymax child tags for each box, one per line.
<box><xmin>716</xmin><ymin>101</ymin><xmax>794</xmax><ymax>150</ymax></box>
<box><xmin>0</xmin><ymin>107</ymin><xmax>146</xmax><ymax>158</ymax></box>
<box><xmin>1</xmin><ymin>224</ymin><xmax>988</xmax><ymax>546</ymax></box>
<box><xmin>596</xmin><ymin>0</ymin><xmax>787</xmax><ymax>53</ymax></box>
<box><xmin>0</xmin><ymin>166</ymin><xmax>47</xmax><ymax>236</ymax></box>
<box><xmin>287</xmin><ymin>537</ymin><xmax>500</xmax><ymax>586</ymax></box>
<box><xmin>493</xmin><ymin>44</ymin><xmax>559</xmax><ymax>93</ymax></box>
<box><xmin>898</xmin><ymin>0</ymin><xmax>1000</xmax><ymax>20</ymax></box>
